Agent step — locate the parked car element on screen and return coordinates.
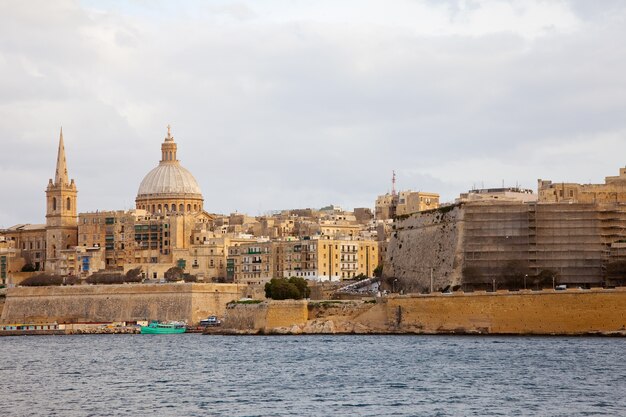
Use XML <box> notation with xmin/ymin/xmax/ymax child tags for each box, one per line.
<box><xmin>200</xmin><ymin>316</ymin><xmax>221</xmax><ymax>327</ymax></box>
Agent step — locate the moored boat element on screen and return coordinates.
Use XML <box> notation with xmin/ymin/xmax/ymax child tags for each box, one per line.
<box><xmin>140</xmin><ymin>320</ymin><xmax>186</xmax><ymax>334</ymax></box>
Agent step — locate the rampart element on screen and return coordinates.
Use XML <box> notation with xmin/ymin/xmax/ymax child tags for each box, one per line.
<box><xmin>223</xmin><ymin>289</ymin><xmax>626</xmax><ymax>335</ymax></box>
<box><xmin>0</xmin><ymin>283</ymin><xmax>244</xmax><ymax>324</ymax></box>
<box><xmin>384</xmin><ymin>288</ymin><xmax>626</xmax><ymax>335</ymax></box>
<box><xmin>386</xmin><ymin>201</ymin><xmax>626</xmax><ymax>291</ymax></box>
<box><xmin>223</xmin><ymin>300</ymin><xmax>308</xmax><ymax>333</ymax></box>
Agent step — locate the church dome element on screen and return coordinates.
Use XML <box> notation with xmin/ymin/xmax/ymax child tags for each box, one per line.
<box><xmin>137</xmin><ymin>163</ymin><xmax>202</xmax><ymax>197</ymax></box>
<box><xmin>135</xmin><ymin>126</ymin><xmax>204</xmax><ymax>214</ymax></box>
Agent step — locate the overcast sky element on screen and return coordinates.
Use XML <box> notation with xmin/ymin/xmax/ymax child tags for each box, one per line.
<box><xmin>1</xmin><ymin>0</ymin><xmax>626</xmax><ymax>228</ymax></box>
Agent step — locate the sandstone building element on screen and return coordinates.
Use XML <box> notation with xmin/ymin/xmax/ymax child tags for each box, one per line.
<box><xmin>1</xmin><ymin>127</ymin><xmax>382</xmax><ymax>286</ymax></box>
<box><xmin>385</xmin><ymin>189</ymin><xmax>626</xmax><ymax>292</ymax></box>
<box><xmin>376</xmin><ymin>190</ymin><xmax>440</xmax><ymax>220</ymax></box>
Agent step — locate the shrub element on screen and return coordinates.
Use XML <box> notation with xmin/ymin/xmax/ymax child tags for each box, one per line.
<box><xmin>64</xmin><ymin>275</ymin><xmax>81</xmax><ymax>285</ymax></box>
<box><xmin>373</xmin><ymin>265</ymin><xmax>383</xmax><ymax>278</ymax></box>
<box><xmin>125</xmin><ymin>267</ymin><xmax>142</xmax><ymax>283</ymax></box>
<box><xmin>264</xmin><ymin>277</ymin><xmax>310</xmax><ymax>300</ymax></box>
<box><xmin>164</xmin><ymin>267</ymin><xmax>184</xmax><ymax>282</ymax></box>
<box><xmin>20</xmin><ymin>274</ymin><xmax>63</xmax><ymax>286</ymax></box>
<box><xmin>183</xmin><ymin>274</ymin><xmax>198</xmax><ymax>283</ymax></box>
<box><xmin>86</xmin><ymin>272</ymin><xmax>126</xmax><ymax>285</ymax></box>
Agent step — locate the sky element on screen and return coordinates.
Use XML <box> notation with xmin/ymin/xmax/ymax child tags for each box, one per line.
<box><xmin>1</xmin><ymin>0</ymin><xmax>626</xmax><ymax>228</ymax></box>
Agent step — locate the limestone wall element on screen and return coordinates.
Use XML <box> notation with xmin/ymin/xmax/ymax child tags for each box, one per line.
<box><xmin>266</xmin><ymin>300</ymin><xmax>308</xmax><ymax>328</ymax></box>
<box><xmin>1</xmin><ymin>283</ymin><xmax>244</xmax><ymax>324</ymax></box>
<box><xmin>384</xmin><ymin>205</ymin><xmax>464</xmax><ymax>292</ymax></box>
<box><xmin>222</xmin><ymin>300</ymin><xmax>307</xmax><ymax>333</ymax></box>
<box><xmin>222</xmin><ymin>289</ymin><xmax>626</xmax><ymax>335</ymax></box>
<box><xmin>385</xmin><ymin>288</ymin><xmax>626</xmax><ymax>334</ymax></box>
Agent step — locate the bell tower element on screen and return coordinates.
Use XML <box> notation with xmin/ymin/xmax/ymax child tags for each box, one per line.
<box><xmin>45</xmin><ymin>128</ymin><xmax>78</xmax><ymax>272</ymax></box>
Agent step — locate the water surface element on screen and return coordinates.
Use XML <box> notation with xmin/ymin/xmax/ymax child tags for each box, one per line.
<box><xmin>1</xmin><ymin>335</ymin><xmax>624</xmax><ymax>416</ymax></box>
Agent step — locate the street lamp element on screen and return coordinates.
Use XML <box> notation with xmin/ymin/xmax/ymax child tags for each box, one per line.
<box><xmin>393</xmin><ymin>278</ymin><xmax>398</xmax><ymax>293</ymax></box>
<box><xmin>524</xmin><ymin>274</ymin><xmax>528</xmax><ymax>290</ymax></box>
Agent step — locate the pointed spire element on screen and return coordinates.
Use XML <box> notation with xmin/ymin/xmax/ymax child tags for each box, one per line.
<box><xmin>55</xmin><ymin>127</ymin><xmax>69</xmax><ymax>186</ymax></box>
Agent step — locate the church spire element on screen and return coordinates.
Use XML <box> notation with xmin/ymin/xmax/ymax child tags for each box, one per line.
<box><xmin>55</xmin><ymin>127</ymin><xmax>69</xmax><ymax>186</ymax></box>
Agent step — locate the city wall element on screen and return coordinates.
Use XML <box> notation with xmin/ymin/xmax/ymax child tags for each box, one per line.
<box><xmin>384</xmin><ymin>205</ymin><xmax>464</xmax><ymax>292</ymax></box>
<box><xmin>385</xmin><ymin>288</ymin><xmax>626</xmax><ymax>334</ymax></box>
<box><xmin>1</xmin><ymin>283</ymin><xmax>245</xmax><ymax>324</ymax></box>
<box><xmin>224</xmin><ymin>289</ymin><xmax>626</xmax><ymax>335</ymax></box>
<box><xmin>223</xmin><ymin>300</ymin><xmax>308</xmax><ymax>333</ymax></box>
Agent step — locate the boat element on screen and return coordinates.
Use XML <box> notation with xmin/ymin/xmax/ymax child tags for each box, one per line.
<box><xmin>140</xmin><ymin>320</ymin><xmax>186</xmax><ymax>334</ymax></box>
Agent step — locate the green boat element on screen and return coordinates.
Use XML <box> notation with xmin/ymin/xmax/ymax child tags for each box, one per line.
<box><xmin>140</xmin><ymin>321</ymin><xmax>186</xmax><ymax>334</ymax></box>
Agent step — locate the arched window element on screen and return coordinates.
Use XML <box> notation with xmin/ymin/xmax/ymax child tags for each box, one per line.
<box><xmin>152</xmin><ymin>204</ymin><xmax>156</xmax><ymax>213</ymax></box>
<box><xmin>157</xmin><ymin>204</ymin><xmax>162</xmax><ymax>213</ymax></box>
<box><xmin>52</xmin><ymin>197</ymin><xmax>57</xmax><ymax>211</ymax></box>
<box><xmin>169</xmin><ymin>151</ymin><xmax>172</xmax><ymax>160</ymax></box>
<box><xmin>66</xmin><ymin>197</ymin><xmax>71</xmax><ymax>211</ymax></box>
<box><xmin>187</xmin><ymin>204</ymin><xmax>191</xmax><ymax>212</ymax></box>
<box><xmin>179</xmin><ymin>204</ymin><xmax>184</xmax><ymax>212</ymax></box>
<box><xmin>193</xmin><ymin>204</ymin><xmax>197</xmax><ymax>211</ymax></box>
<box><xmin>164</xmin><ymin>204</ymin><xmax>169</xmax><ymax>212</ymax></box>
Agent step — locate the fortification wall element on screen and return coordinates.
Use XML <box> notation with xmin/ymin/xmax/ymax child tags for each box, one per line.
<box><xmin>266</xmin><ymin>300</ymin><xmax>308</xmax><ymax>328</ymax></box>
<box><xmin>222</xmin><ymin>289</ymin><xmax>626</xmax><ymax>335</ymax></box>
<box><xmin>384</xmin><ymin>205</ymin><xmax>464</xmax><ymax>292</ymax></box>
<box><xmin>385</xmin><ymin>288</ymin><xmax>626</xmax><ymax>334</ymax></box>
<box><xmin>1</xmin><ymin>283</ymin><xmax>243</xmax><ymax>324</ymax></box>
<box><xmin>222</xmin><ymin>300</ymin><xmax>307</xmax><ymax>333</ymax></box>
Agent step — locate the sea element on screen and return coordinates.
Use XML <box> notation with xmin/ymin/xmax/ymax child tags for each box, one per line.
<box><xmin>0</xmin><ymin>334</ymin><xmax>624</xmax><ymax>417</ymax></box>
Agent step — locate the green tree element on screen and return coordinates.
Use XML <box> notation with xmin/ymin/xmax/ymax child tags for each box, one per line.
<box><xmin>288</xmin><ymin>276</ymin><xmax>311</xmax><ymax>298</ymax></box>
<box><xmin>21</xmin><ymin>264</ymin><xmax>36</xmax><ymax>272</ymax></box>
<box><xmin>164</xmin><ymin>266</ymin><xmax>184</xmax><ymax>282</ymax></box>
<box><xmin>20</xmin><ymin>274</ymin><xmax>63</xmax><ymax>286</ymax></box>
<box><xmin>125</xmin><ymin>267</ymin><xmax>142</xmax><ymax>283</ymax></box>
<box><xmin>264</xmin><ymin>277</ymin><xmax>309</xmax><ymax>300</ymax></box>
<box><xmin>373</xmin><ymin>265</ymin><xmax>383</xmax><ymax>278</ymax></box>
<box><xmin>86</xmin><ymin>272</ymin><xmax>126</xmax><ymax>285</ymax></box>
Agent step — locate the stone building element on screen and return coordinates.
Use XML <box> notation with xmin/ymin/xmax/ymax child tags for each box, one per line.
<box><xmin>538</xmin><ymin>167</ymin><xmax>626</xmax><ymax>203</ymax></box>
<box><xmin>0</xmin><ymin>224</ymin><xmax>47</xmax><ymax>272</ymax></box>
<box><xmin>45</xmin><ymin>129</ymin><xmax>79</xmax><ymax>273</ymax></box>
<box><xmin>376</xmin><ymin>190</ymin><xmax>440</xmax><ymax>220</ymax></box>
<box><xmin>385</xmin><ymin>199</ymin><xmax>626</xmax><ymax>292</ymax></box>
<box><xmin>456</xmin><ymin>187</ymin><xmax>537</xmax><ymax>203</ymax></box>
<box><xmin>135</xmin><ymin>126</ymin><xmax>204</xmax><ymax>214</ymax></box>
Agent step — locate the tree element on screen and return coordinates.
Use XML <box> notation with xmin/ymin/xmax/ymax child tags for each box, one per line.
<box><xmin>64</xmin><ymin>275</ymin><xmax>80</xmax><ymax>285</ymax></box>
<box><xmin>264</xmin><ymin>277</ymin><xmax>310</xmax><ymax>300</ymax></box>
<box><xmin>21</xmin><ymin>264</ymin><xmax>36</xmax><ymax>272</ymax></box>
<box><xmin>164</xmin><ymin>266</ymin><xmax>184</xmax><ymax>282</ymax></box>
<box><xmin>183</xmin><ymin>274</ymin><xmax>198</xmax><ymax>283</ymax></box>
<box><xmin>534</xmin><ymin>269</ymin><xmax>557</xmax><ymax>289</ymax></box>
<box><xmin>606</xmin><ymin>261</ymin><xmax>626</xmax><ymax>286</ymax></box>
<box><xmin>373</xmin><ymin>265</ymin><xmax>383</xmax><ymax>278</ymax></box>
<box><xmin>287</xmin><ymin>276</ymin><xmax>311</xmax><ymax>298</ymax></box>
<box><xmin>86</xmin><ymin>272</ymin><xmax>126</xmax><ymax>285</ymax></box>
<box><xmin>20</xmin><ymin>274</ymin><xmax>63</xmax><ymax>286</ymax></box>
<box><xmin>125</xmin><ymin>267</ymin><xmax>142</xmax><ymax>283</ymax></box>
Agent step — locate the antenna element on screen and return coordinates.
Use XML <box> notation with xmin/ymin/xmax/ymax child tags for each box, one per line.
<box><xmin>392</xmin><ymin>170</ymin><xmax>397</xmax><ymax>196</ymax></box>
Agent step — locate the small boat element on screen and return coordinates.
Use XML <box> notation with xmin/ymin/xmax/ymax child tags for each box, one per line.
<box><xmin>140</xmin><ymin>320</ymin><xmax>186</xmax><ymax>334</ymax></box>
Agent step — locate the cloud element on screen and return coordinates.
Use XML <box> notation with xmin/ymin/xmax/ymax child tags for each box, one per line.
<box><xmin>1</xmin><ymin>1</ymin><xmax>626</xmax><ymax>228</ymax></box>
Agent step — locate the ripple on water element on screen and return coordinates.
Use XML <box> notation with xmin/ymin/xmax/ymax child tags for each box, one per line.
<box><xmin>0</xmin><ymin>335</ymin><xmax>625</xmax><ymax>417</ymax></box>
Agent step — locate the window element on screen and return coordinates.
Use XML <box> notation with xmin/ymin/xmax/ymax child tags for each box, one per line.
<box><xmin>66</xmin><ymin>197</ymin><xmax>71</xmax><ymax>211</ymax></box>
<box><xmin>52</xmin><ymin>197</ymin><xmax>57</xmax><ymax>211</ymax></box>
